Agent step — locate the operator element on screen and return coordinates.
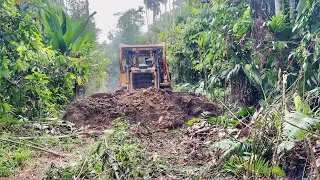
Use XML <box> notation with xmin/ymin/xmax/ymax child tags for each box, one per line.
<box><xmin>145</xmin><ymin>57</ymin><xmax>153</xmax><ymax>67</ymax></box>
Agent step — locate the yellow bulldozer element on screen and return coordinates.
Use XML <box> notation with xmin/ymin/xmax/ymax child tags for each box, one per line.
<box><xmin>119</xmin><ymin>43</ymin><xmax>172</xmax><ymax>91</ymax></box>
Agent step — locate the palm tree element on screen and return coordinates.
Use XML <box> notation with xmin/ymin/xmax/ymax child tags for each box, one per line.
<box><xmin>144</xmin><ymin>0</ymin><xmax>167</xmax><ymax>43</ymax></box>
<box><xmin>144</xmin><ymin>0</ymin><xmax>161</xmax><ymax>24</ymax></box>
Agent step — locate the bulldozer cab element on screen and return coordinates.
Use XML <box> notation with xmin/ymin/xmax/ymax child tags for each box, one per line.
<box><xmin>119</xmin><ymin>43</ymin><xmax>172</xmax><ymax>91</ymax></box>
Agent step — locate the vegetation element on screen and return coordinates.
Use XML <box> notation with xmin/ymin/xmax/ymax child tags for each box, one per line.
<box><xmin>153</xmin><ymin>0</ymin><xmax>320</xmax><ymax>178</ymax></box>
<box><xmin>1</xmin><ymin>0</ymin><xmax>320</xmax><ymax>179</ymax></box>
<box><xmin>45</xmin><ymin>119</ymin><xmax>145</xmax><ymax>179</ymax></box>
<box><xmin>0</xmin><ymin>0</ymin><xmax>108</xmax><ymax>177</ymax></box>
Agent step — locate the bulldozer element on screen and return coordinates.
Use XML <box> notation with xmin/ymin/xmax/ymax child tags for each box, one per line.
<box><xmin>119</xmin><ymin>43</ymin><xmax>172</xmax><ymax>91</ymax></box>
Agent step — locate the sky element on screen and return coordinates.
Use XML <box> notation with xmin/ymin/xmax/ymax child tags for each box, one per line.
<box><xmin>88</xmin><ymin>0</ymin><xmax>148</xmax><ymax>43</ymax></box>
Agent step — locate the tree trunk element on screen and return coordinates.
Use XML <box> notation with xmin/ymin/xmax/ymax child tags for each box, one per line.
<box><xmin>275</xmin><ymin>0</ymin><xmax>282</xmax><ymax>15</ymax></box>
<box><xmin>169</xmin><ymin>0</ymin><xmax>171</xmax><ymax>31</ymax></box>
<box><xmin>164</xmin><ymin>1</ymin><xmax>168</xmax><ymax>33</ymax></box>
<box><xmin>172</xmin><ymin>0</ymin><xmax>175</xmax><ymax>30</ymax></box>
<box><xmin>145</xmin><ymin>5</ymin><xmax>150</xmax><ymax>43</ymax></box>
<box><xmin>179</xmin><ymin>1</ymin><xmax>182</xmax><ymax>16</ymax></box>
<box><xmin>164</xmin><ymin>1</ymin><xmax>167</xmax><ymax>13</ymax></box>
<box><xmin>85</xmin><ymin>0</ymin><xmax>89</xmax><ymax>17</ymax></box>
<box><xmin>289</xmin><ymin>0</ymin><xmax>296</xmax><ymax>22</ymax></box>
<box><xmin>231</xmin><ymin>70</ymin><xmax>261</xmax><ymax>107</ymax></box>
<box><xmin>152</xmin><ymin>10</ymin><xmax>156</xmax><ymax>43</ymax></box>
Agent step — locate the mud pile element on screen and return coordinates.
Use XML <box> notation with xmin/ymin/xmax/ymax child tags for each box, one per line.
<box><xmin>64</xmin><ymin>88</ymin><xmax>219</xmax><ymax>129</ymax></box>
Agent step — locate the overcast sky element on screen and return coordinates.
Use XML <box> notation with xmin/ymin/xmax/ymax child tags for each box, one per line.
<box><xmin>88</xmin><ymin>0</ymin><xmax>147</xmax><ymax>43</ymax></box>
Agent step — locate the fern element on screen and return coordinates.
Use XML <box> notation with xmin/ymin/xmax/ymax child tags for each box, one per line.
<box><xmin>250</xmin><ymin>156</ymin><xmax>271</xmax><ymax>176</ymax></box>
<box><xmin>278</xmin><ymin>111</ymin><xmax>319</xmax><ymax>153</ymax></box>
<box><xmin>283</xmin><ymin>112</ymin><xmax>319</xmax><ymax>141</ymax></box>
<box><xmin>214</xmin><ymin>138</ymin><xmax>286</xmax><ymax>177</ymax></box>
<box><xmin>224</xmin><ymin>154</ymin><xmax>284</xmax><ymax>177</ymax></box>
<box><xmin>268</xmin><ymin>11</ymin><xmax>290</xmax><ymax>33</ymax></box>
<box><xmin>278</xmin><ymin>93</ymin><xmax>320</xmax><ymax>154</ymax></box>
<box><xmin>277</xmin><ymin>140</ymin><xmax>296</xmax><ymax>154</ymax></box>
<box><xmin>213</xmin><ymin>139</ymin><xmax>241</xmax><ymax>158</ymax></box>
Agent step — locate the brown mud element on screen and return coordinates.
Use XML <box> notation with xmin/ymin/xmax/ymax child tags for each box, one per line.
<box><xmin>64</xmin><ymin>88</ymin><xmax>220</xmax><ymax>130</ymax></box>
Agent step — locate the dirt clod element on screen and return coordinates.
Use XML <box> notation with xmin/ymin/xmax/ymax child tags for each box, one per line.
<box><xmin>63</xmin><ymin>88</ymin><xmax>219</xmax><ymax>130</ymax></box>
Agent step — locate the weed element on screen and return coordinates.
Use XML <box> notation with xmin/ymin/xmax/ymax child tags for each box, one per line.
<box><xmin>45</xmin><ymin>118</ymin><xmax>144</xmax><ymax>179</ymax></box>
<box><xmin>186</xmin><ymin>117</ymin><xmax>202</xmax><ymax>127</ymax></box>
<box><xmin>0</xmin><ymin>134</ymin><xmax>32</xmax><ymax>176</ymax></box>
<box><xmin>145</xmin><ymin>156</ymin><xmax>167</xmax><ymax>178</ymax></box>
<box><xmin>45</xmin><ymin>164</ymin><xmax>74</xmax><ymax>180</ymax></box>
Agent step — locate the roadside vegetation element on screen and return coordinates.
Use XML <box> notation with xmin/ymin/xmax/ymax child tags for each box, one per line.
<box><xmin>1</xmin><ymin>0</ymin><xmax>320</xmax><ymax>179</ymax></box>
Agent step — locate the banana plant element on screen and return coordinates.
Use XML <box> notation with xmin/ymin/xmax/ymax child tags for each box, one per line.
<box><xmin>36</xmin><ymin>0</ymin><xmax>97</xmax><ymax>54</ymax></box>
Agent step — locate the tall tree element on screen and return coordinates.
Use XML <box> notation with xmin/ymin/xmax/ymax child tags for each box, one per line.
<box><xmin>105</xmin><ymin>7</ymin><xmax>147</xmax><ymax>91</ymax></box>
<box><xmin>145</xmin><ymin>3</ymin><xmax>150</xmax><ymax>42</ymax></box>
<box><xmin>275</xmin><ymin>0</ymin><xmax>282</xmax><ymax>14</ymax></box>
<box><xmin>144</xmin><ymin>0</ymin><xmax>167</xmax><ymax>43</ymax></box>
<box><xmin>67</xmin><ymin>0</ymin><xmax>88</xmax><ymax>19</ymax></box>
<box><xmin>66</xmin><ymin>0</ymin><xmax>101</xmax><ymax>41</ymax></box>
<box><xmin>289</xmin><ymin>0</ymin><xmax>296</xmax><ymax>21</ymax></box>
<box><xmin>113</xmin><ymin>6</ymin><xmax>145</xmax><ymax>44</ymax></box>
<box><xmin>172</xmin><ymin>0</ymin><xmax>175</xmax><ymax>30</ymax></box>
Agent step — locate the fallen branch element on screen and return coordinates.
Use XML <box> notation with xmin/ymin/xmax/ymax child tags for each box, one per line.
<box><xmin>104</xmin><ymin>137</ymin><xmax>121</xmax><ymax>180</ymax></box>
<box><xmin>76</xmin><ymin>157</ymin><xmax>88</xmax><ymax>179</ymax></box>
<box><xmin>194</xmin><ymin>127</ymin><xmax>211</xmax><ymax>134</ymax></box>
<box><xmin>0</xmin><ymin>137</ymin><xmax>65</xmax><ymax>157</ymax></box>
<box><xmin>19</xmin><ymin>134</ymin><xmax>75</xmax><ymax>140</ymax></box>
<box><xmin>18</xmin><ymin>130</ymin><xmax>113</xmax><ymax>140</ymax></box>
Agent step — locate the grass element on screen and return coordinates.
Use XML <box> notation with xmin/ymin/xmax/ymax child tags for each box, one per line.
<box><xmin>0</xmin><ymin>133</ymin><xmax>32</xmax><ymax>176</ymax></box>
<box><xmin>0</xmin><ymin>117</ymin><xmax>84</xmax><ymax>177</ymax></box>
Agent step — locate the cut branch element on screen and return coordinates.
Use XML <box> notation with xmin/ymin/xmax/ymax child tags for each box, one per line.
<box><xmin>0</xmin><ymin>137</ymin><xmax>65</xmax><ymax>157</ymax></box>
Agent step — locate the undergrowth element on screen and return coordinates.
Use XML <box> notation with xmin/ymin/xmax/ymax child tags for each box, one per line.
<box><xmin>45</xmin><ymin>118</ymin><xmax>142</xmax><ymax>179</ymax></box>
<box><xmin>0</xmin><ymin>117</ymin><xmax>80</xmax><ymax>177</ymax></box>
<box><xmin>44</xmin><ymin>118</ymin><xmax>172</xmax><ymax>179</ymax></box>
<box><xmin>0</xmin><ymin>133</ymin><xmax>32</xmax><ymax>176</ymax></box>
<box><xmin>197</xmin><ymin>88</ymin><xmax>320</xmax><ymax>179</ymax></box>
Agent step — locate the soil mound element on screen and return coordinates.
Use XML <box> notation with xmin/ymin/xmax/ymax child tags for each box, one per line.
<box><xmin>63</xmin><ymin>88</ymin><xmax>219</xmax><ymax>129</ymax></box>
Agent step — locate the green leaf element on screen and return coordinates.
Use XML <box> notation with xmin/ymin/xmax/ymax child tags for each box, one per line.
<box><xmin>64</xmin><ymin>11</ymin><xmax>97</xmax><ymax>49</ymax></box>
<box><xmin>283</xmin><ymin>112</ymin><xmax>319</xmax><ymax>140</ymax></box>
<box><xmin>213</xmin><ymin>139</ymin><xmax>241</xmax><ymax>157</ymax></box>
<box><xmin>73</xmin><ymin>33</ymin><xmax>95</xmax><ymax>52</ymax></box>
<box><xmin>45</xmin><ymin>10</ymin><xmax>62</xmax><ymax>35</ymax></box>
<box><xmin>25</xmin><ymin>75</ymin><xmax>36</xmax><ymax>80</ymax></box>
<box><xmin>0</xmin><ymin>117</ymin><xmax>20</xmax><ymax>126</ymax></box>
<box><xmin>51</xmin><ymin>32</ymin><xmax>67</xmax><ymax>53</ymax></box>
<box><xmin>272</xmin><ymin>166</ymin><xmax>286</xmax><ymax>177</ymax></box>
<box><xmin>243</xmin><ymin>64</ymin><xmax>262</xmax><ymax>88</ymax></box>
<box><xmin>39</xmin><ymin>80</ymin><xmax>49</xmax><ymax>84</ymax></box>
<box><xmin>76</xmin><ymin>76</ymin><xmax>82</xmax><ymax>85</ymax></box>
<box><xmin>237</xmin><ymin>108</ymin><xmax>249</xmax><ymax>117</ymax></box>
<box><xmin>186</xmin><ymin>117</ymin><xmax>201</xmax><ymax>127</ymax></box>
<box><xmin>296</xmin><ymin>0</ymin><xmax>306</xmax><ymax>20</ymax></box>
<box><xmin>293</xmin><ymin>93</ymin><xmax>311</xmax><ymax>114</ymax></box>
<box><xmin>2</xmin><ymin>103</ymin><xmax>11</xmax><ymax>112</ymax></box>
<box><xmin>294</xmin><ymin>93</ymin><xmax>302</xmax><ymax>111</ymax></box>
<box><xmin>206</xmin><ymin>117</ymin><xmax>218</xmax><ymax>123</ymax></box>
<box><xmin>61</xmin><ymin>10</ymin><xmax>68</xmax><ymax>35</ymax></box>
<box><xmin>277</xmin><ymin>140</ymin><xmax>296</xmax><ymax>153</ymax></box>
<box><xmin>16</xmin><ymin>60</ymin><xmax>25</xmax><ymax>70</ymax></box>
